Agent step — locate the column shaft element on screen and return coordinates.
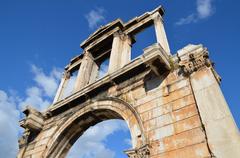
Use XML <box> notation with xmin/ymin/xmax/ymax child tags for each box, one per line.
<box><xmin>73</xmin><ymin>52</ymin><xmax>94</xmax><ymax>92</ymax></box>
<box><xmin>53</xmin><ymin>73</ymin><xmax>67</xmax><ymax>103</ymax></box>
<box><xmin>152</xmin><ymin>12</ymin><xmax>170</xmax><ymax>55</ymax></box>
<box><xmin>109</xmin><ymin>32</ymin><xmax>131</xmax><ymax>73</ymax></box>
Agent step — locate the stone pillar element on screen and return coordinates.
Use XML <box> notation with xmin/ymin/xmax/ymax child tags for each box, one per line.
<box><xmin>190</xmin><ymin>68</ymin><xmax>240</xmax><ymax>158</ymax></box>
<box><xmin>109</xmin><ymin>31</ymin><xmax>132</xmax><ymax>73</ymax></box>
<box><xmin>74</xmin><ymin>52</ymin><xmax>95</xmax><ymax>92</ymax></box>
<box><xmin>152</xmin><ymin>12</ymin><xmax>170</xmax><ymax>55</ymax></box>
<box><xmin>53</xmin><ymin>72</ymin><xmax>68</xmax><ymax>103</ymax></box>
<box><xmin>89</xmin><ymin>61</ymin><xmax>99</xmax><ymax>83</ymax></box>
<box><xmin>58</xmin><ymin>71</ymin><xmax>71</xmax><ymax>100</ymax></box>
<box><xmin>178</xmin><ymin>44</ymin><xmax>240</xmax><ymax>158</ymax></box>
<box><xmin>120</xmin><ymin>33</ymin><xmax>132</xmax><ymax>68</ymax></box>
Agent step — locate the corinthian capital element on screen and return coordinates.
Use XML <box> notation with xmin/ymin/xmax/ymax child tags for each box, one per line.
<box><xmin>125</xmin><ymin>144</ymin><xmax>150</xmax><ymax>158</ymax></box>
<box><xmin>178</xmin><ymin>44</ymin><xmax>212</xmax><ymax>76</ymax></box>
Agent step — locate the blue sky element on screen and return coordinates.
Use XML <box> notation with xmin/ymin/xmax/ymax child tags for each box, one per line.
<box><xmin>0</xmin><ymin>0</ymin><xmax>239</xmax><ymax>158</ymax></box>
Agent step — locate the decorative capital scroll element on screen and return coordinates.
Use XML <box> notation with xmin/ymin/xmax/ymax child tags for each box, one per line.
<box><xmin>125</xmin><ymin>144</ymin><xmax>150</xmax><ymax>158</ymax></box>
<box><xmin>113</xmin><ymin>31</ymin><xmax>133</xmax><ymax>44</ymax></box>
<box><xmin>177</xmin><ymin>44</ymin><xmax>221</xmax><ymax>83</ymax></box>
<box><xmin>65</xmin><ymin>71</ymin><xmax>71</xmax><ymax>79</ymax></box>
<box><xmin>178</xmin><ymin>48</ymin><xmax>211</xmax><ymax>76</ymax></box>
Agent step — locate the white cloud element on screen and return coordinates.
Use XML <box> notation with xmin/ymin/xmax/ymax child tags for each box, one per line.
<box><xmin>197</xmin><ymin>0</ymin><xmax>214</xmax><ymax>19</ymax></box>
<box><xmin>175</xmin><ymin>14</ymin><xmax>197</xmax><ymax>25</ymax></box>
<box><xmin>17</xmin><ymin>65</ymin><xmax>62</xmax><ymax>111</ymax></box>
<box><xmin>0</xmin><ymin>90</ymin><xmax>20</xmax><ymax>158</ymax></box>
<box><xmin>124</xmin><ymin>138</ymin><xmax>132</xmax><ymax>147</ymax></box>
<box><xmin>60</xmin><ymin>73</ymin><xmax>77</xmax><ymax>99</ymax></box>
<box><xmin>0</xmin><ymin>65</ymin><xmax>62</xmax><ymax>157</ymax></box>
<box><xmin>85</xmin><ymin>7</ymin><xmax>106</xmax><ymax>29</ymax></box>
<box><xmin>31</xmin><ymin>65</ymin><xmax>61</xmax><ymax>98</ymax></box>
<box><xmin>0</xmin><ymin>65</ymin><xmax>61</xmax><ymax>158</ymax></box>
<box><xmin>19</xmin><ymin>86</ymin><xmax>51</xmax><ymax>111</ymax></box>
<box><xmin>67</xmin><ymin>120</ymin><xmax>131</xmax><ymax>158</ymax></box>
<box><xmin>98</xmin><ymin>59</ymin><xmax>109</xmax><ymax>79</ymax></box>
<box><xmin>176</xmin><ymin>0</ymin><xmax>215</xmax><ymax>25</ymax></box>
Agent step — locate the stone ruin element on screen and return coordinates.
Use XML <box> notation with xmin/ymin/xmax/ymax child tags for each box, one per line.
<box><xmin>18</xmin><ymin>6</ymin><xmax>240</xmax><ymax>158</ymax></box>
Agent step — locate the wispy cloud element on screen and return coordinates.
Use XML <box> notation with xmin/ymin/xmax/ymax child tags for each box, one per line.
<box><xmin>176</xmin><ymin>14</ymin><xmax>197</xmax><ymax>25</ymax></box>
<box><xmin>0</xmin><ymin>65</ymin><xmax>62</xmax><ymax>157</ymax></box>
<box><xmin>31</xmin><ymin>65</ymin><xmax>61</xmax><ymax>98</ymax></box>
<box><xmin>18</xmin><ymin>86</ymin><xmax>51</xmax><ymax>111</ymax></box>
<box><xmin>18</xmin><ymin>65</ymin><xmax>62</xmax><ymax>111</ymax></box>
<box><xmin>60</xmin><ymin>75</ymin><xmax>77</xmax><ymax>99</ymax></box>
<box><xmin>197</xmin><ymin>0</ymin><xmax>214</xmax><ymax>19</ymax></box>
<box><xmin>98</xmin><ymin>59</ymin><xmax>109</xmax><ymax>79</ymax></box>
<box><xmin>85</xmin><ymin>7</ymin><xmax>106</xmax><ymax>29</ymax></box>
<box><xmin>124</xmin><ymin>138</ymin><xmax>132</xmax><ymax>147</ymax></box>
<box><xmin>0</xmin><ymin>90</ymin><xmax>20</xmax><ymax>158</ymax></box>
<box><xmin>176</xmin><ymin>0</ymin><xmax>215</xmax><ymax>25</ymax></box>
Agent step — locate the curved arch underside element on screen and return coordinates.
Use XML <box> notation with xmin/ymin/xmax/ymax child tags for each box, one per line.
<box><xmin>44</xmin><ymin>98</ymin><xmax>146</xmax><ymax>158</ymax></box>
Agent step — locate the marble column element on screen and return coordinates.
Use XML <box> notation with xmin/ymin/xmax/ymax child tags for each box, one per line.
<box><xmin>73</xmin><ymin>52</ymin><xmax>95</xmax><ymax>92</ymax></box>
<box><xmin>109</xmin><ymin>31</ymin><xmax>132</xmax><ymax>73</ymax></box>
<box><xmin>53</xmin><ymin>72</ymin><xmax>68</xmax><ymax>103</ymax></box>
<box><xmin>152</xmin><ymin>12</ymin><xmax>170</xmax><ymax>55</ymax></box>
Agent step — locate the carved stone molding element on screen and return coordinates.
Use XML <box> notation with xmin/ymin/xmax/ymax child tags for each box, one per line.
<box><xmin>18</xmin><ymin>129</ymin><xmax>31</xmax><ymax>148</ymax></box>
<box><xmin>65</xmin><ymin>71</ymin><xmax>71</xmax><ymax>79</ymax></box>
<box><xmin>177</xmin><ymin>45</ymin><xmax>221</xmax><ymax>83</ymax></box>
<box><xmin>20</xmin><ymin>106</ymin><xmax>44</xmax><ymax>132</ymax></box>
<box><xmin>19</xmin><ymin>106</ymin><xmax>44</xmax><ymax>147</ymax></box>
<box><xmin>113</xmin><ymin>31</ymin><xmax>133</xmax><ymax>44</ymax></box>
<box><xmin>178</xmin><ymin>47</ymin><xmax>211</xmax><ymax>75</ymax></box>
<box><xmin>125</xmin><ymin>144</ymin><xmax>150</xmax><ymax>158</ymax></box>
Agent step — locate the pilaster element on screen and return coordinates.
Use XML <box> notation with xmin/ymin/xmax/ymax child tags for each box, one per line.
<box><xmin>190</xmin><ymin>68</ymin><xmax>240</xmax><ymax>158</ymax></box>
<box><xmin>178</xmin><ymin>44</ymin><xmax>240</xmax><ymax>158</ymax></box>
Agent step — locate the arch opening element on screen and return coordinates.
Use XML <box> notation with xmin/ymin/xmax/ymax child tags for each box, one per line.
<box><xmin>45</xmin><ymin>99</ymin><xmax>147</xmax><ymax>158</ymax></box>
<box><xmin>66</xmin><ymin>119</ymin><xmax>132</xmax><ymax>158</ymax></box>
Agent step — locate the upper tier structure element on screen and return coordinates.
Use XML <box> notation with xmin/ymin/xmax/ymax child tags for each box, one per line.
<box><xmin>51</xmin><ymin>5</ymin><xmax>171</xmax><ymax>107</ymax></box>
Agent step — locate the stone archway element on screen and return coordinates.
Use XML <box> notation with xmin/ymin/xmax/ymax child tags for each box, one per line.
<box><xmin>42</xmin><ymin>97</ymin><xmax>148</xmax><ymax>158</ymax></box>
<box><xmin>18</xmin><ymin>5</ymin><xmax>240</xmax><ymax>157</ymax></box>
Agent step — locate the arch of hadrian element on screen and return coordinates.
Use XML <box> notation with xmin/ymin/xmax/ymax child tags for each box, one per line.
<box><xmin>17</xmin><ymin>6</ymin><xmax>240</xmax><ymax>158</ymax></box>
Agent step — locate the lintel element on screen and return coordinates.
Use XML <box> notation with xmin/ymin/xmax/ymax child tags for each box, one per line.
<box><xmin>80</xmin><ymin>6</ymin><xmax>165</xmax><ymax>51</ymax></box>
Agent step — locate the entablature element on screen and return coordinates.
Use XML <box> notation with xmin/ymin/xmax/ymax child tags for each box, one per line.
<box><xmin>48</xmin><ymin>43</ymin><xmax>171</xmax><ymax>115</ymax></box>
<box><xmin>19</xmin><ymin>106</ymin><xmax>44</xmax><ymax>132</ymax></box>
<box><xmin>81</xmin><ymin>6</ymin><xmax>165</xmax><ymax>52</ymax></box>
